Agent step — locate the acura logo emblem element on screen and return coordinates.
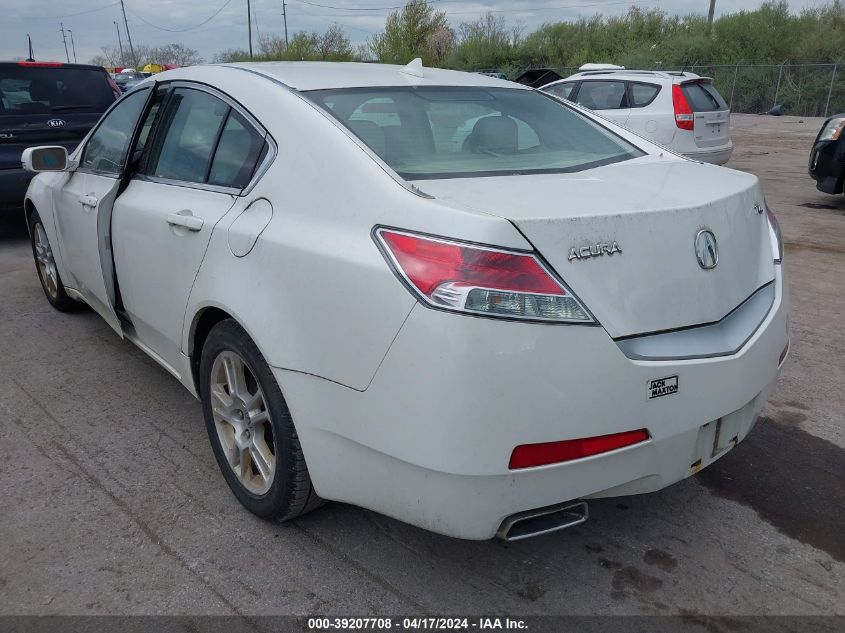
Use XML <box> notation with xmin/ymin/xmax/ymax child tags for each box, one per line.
<box><xmin>694</xmin><ymin>229</ymin><xmax>718</xmax><ymax>269</ymax></box>
<box><xmin>47</xmin><ymin>119</ymin><xmax>66</xmax><ymax>128</ymax></box>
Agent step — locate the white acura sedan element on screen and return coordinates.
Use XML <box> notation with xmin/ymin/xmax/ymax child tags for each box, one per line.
<box><xmin>22</xmin><ymin>61</ymin><xmax>789</xmax><ymax>540</ymax></box>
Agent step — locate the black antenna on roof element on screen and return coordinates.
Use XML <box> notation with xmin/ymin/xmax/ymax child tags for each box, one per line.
<box><xmin>26</xmin><ymin>34</ymin><xmax>35</xmax><ymax>61</ymax></box>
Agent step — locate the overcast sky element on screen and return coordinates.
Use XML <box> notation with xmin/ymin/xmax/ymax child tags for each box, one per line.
<box><xmin>3</xmin><ymin>0</ymin><xmax>821</xmax><ymax>65</ymax></box>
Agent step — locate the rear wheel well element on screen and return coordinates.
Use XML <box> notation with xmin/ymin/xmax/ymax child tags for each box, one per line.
<box><xmin>190</xmin><ymin>307</ymin><xmax>234</xmax><ymax>393</ymax></box>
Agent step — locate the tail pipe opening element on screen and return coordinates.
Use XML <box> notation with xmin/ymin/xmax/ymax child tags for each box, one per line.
<box><xmin>496</xmin><ymin>500</ymin><xmax>588</xmax><ymax>541</ymax></box>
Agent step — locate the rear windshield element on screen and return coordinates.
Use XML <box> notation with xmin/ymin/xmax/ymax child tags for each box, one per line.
<box><xmin>0</xmin><ymin>66</ymin><xmax>115</xmax><ymax>116</ymax></box>
<box><xmin>304</xmin><ymin>86</ymin><xmax>644</xmax><ymax>180</ymax></box>
<box><xmin>682</xmin><ymin>81</ymin><xmax>728</xmax><ymax>112</ymax></box>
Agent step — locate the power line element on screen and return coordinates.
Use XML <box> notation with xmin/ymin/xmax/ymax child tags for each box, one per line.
<box><xmin>19</xmin><ymin>2</ymin><xmax>120</xmax><ymax>20</ymax></box>
<box><xmin>125</xmin><ymin>0</ymin><xmax>235</xmax><ymax>33</ymax></box>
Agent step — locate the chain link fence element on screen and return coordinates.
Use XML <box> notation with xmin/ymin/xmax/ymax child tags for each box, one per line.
<box><xmin>514</xmin><ymin>63</ymin><xmax>845</xmax><ymax>118</ymax></box>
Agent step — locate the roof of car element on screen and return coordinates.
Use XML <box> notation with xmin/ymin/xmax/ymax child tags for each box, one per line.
<box><xmin>547</xmin><ymin>69</ymin><xmax>705</xmax><ymax>86</ymax></box>
<box><xmin>223</xmin><ymin>61</ymin><xmax>526</xmax><ymax>91</ymax></box>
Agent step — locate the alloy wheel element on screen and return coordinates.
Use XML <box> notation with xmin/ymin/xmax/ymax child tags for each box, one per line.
<box><xmin>209</xmin><ymin>350</ymin><xmax>276</xmax><ymax>495</ymax></box>
<box><xmin>33</xmin><ymin>223</ymin><xmax>59</xmax><ymax>299</ymax></box>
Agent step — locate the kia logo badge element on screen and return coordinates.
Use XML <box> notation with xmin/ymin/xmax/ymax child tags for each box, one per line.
<box><xmin>47</xmin><ymin>119</ymin><xmax>66</xmax><ymax>128</ymax></box>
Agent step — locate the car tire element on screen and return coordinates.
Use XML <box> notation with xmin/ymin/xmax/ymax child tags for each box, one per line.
<box><xmin>28</xmin><ymin>210</ymin><xmax>82</xmax><ymax>312</ymax></box>
<box><xmin>199</xmin><ymin>318</ymin><xmax>323</xmax><ymax>520</ymax></box>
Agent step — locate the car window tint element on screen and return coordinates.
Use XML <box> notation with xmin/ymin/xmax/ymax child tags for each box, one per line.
<box><xmin>208</xmin><ymin>109</ymin><xmax>266</xmax><ymax>188</ymax></box>
<box><xmin>543</xmin><ymin>82</ymin><xmax>576</xmax><ymax>100</ymax></box>
<box><xmin>630</xmin><ymin>83</ymin><xmax>660</xmax><ymax>107</ymax></box>
<box><xmin>148</xmin><ymin>88</ymin><xmax>229</xmax><ymax>184</ymax></box>
<box><xmin>575</xmin><ymin>81</ymin><xmax>627</xmax><ymax>110</ymax></box>
<box><xmin>80</xmin><ymin>87</ymin><xmax>149</xmax><ymax>175</ymax></box>
<box><xmin>682</xmin><ymin>82</ymin><xmax>728</xmax><ymax>112</ymax></box>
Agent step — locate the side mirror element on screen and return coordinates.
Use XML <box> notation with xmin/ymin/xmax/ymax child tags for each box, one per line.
<box><xmin>22</xmin><ymin>146</ymin><xmax>69</xmax><ymax>173</ymax></box>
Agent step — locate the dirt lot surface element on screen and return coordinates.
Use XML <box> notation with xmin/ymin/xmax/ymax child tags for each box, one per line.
<box><xmin>0</xmin><ymin>114</ymin><xmax>842</xmax><ymax>624</ymax></box>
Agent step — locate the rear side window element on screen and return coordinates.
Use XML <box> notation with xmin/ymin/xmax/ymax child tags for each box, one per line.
<box><xmin>0</xmin><ymin>65</ymin><xmax>116</xmax><ymax>115</ymax></box>
<box><xmin>147</xmin><ymin>88</ymin><xmax>229</xmax><ymax>184</ymax></box>
<box><xmin>543</xmin><ymin>82</ymin><xmax>577</xmax><ymax>100</ymax></box>
<box><xmin>682</xmin><ymin>82</ymin><xmax>728</xmax><ymax>112</ymax></box>
<box><xmin>208</xmin><ymin>110</ymin><xmax>266</xmax><ymax>188</ymax></box>
<box><xmin>629</xmin><ymin>83</ymin><xmax>660</xmax><ymax>107</ymax></box>
<box><xmin>80</xmin><ymin>88</ymin><xmax>149</xmax><ymax>175</ymax></box>
<box><xmin>575</xmin><ymin>81</ymin><xmax>627</xmax><ymax>110</ymax></box>
<box><xmin>143</xmin><ymin>86</ymin><xmax>267</xmax><ymax>189</ymax></box>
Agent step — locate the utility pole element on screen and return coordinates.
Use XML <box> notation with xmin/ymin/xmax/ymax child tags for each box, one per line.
<box><xmin>247</xmin><ymin>0</ymin><xmax>254</xmax><ymax>59</ymax></box>
<box><xmin>60</xmin><ymin>22</ymin><xmax>70</xmax><ymax>62</ymax></box>
<box><xmin>282</xmin><ymin>0</ymin><xmax>289</xmax><ymax>47</ymax></box>
<box><xmin>119</xmin><ymin>0</ymin><xmax>137</xmax><ymax>68</ymax></box>
<box><xmin>114</xmin><ymin>21</ymin><xmax>125</xmax><ymax>66</ymax></box>
<box><xmin>68</xmin><ymin>29</ymin><xmax>77</xmax><ymax>63</ymax></box>
<box><xmin>707</xmin><ymin>0</ymin><xmax>716</xmax><ymax>35</ymax></box>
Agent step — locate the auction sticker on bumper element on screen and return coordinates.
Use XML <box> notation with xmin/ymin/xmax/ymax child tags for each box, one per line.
<box><xmin>648</xmin><ymin>375</ymin><xmax>679</xmax><ymax>399</ymax></box>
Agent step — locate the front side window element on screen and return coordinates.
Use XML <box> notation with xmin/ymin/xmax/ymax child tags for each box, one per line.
<box><xmin>575</xmin><ymin>81</ymin><xmax>628</xmax><ymax>110</ymax></box>
<box><xmin>305</xmin><ymin>86</ymin><xmax>642</xmax><ymax>180</ymax></box>
<box><xmin>543</xmin><ymin>82</ymin><xmax>576</xmax><ymax>100</ymax></box>
<box><xmin>80</xmin><ymin>87</ymin><xmax>149</xmax><ymax>175</ymax></box>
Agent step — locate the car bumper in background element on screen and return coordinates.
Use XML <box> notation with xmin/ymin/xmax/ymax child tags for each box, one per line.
<box><xmin>808</xmin><ymin>139</ymin><xmax>844</xmax><ymax>194</ymax></box>
<box><xmin>684</xmin><ymin>143</ymin><xmax>734</xmax><ymax>165</ymax></box>
<box><xmin>276</xmin><ymin>267</ymin><xmax>789</xmax><ymax>540</ymax></box>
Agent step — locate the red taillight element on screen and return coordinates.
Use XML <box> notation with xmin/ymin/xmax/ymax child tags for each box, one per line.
<box><xmin>765</xmin><ymin>204</ymin><xmax>783</xmax><ymax>263</ymax></box>
<box><xmin>107</xmin><ymin>76</ymin><xmax>122</xmax><ymax>98</ymax></box>
<box><xmin>17</xmin><ymin>61</ymin><xmax>63</xmax><ymax>67</ymax></box>
<box><xmin>509</xmin><ymin>429</ymin><xmax>650</xmax><ymax>469</ymax></box>
<box><xmin>375</xmin><ymin>228</ymin><xmax>592</xmax><ymax>322</ymax></box>
<box><xmin>672</xmin><ymin>84</ymin><xmax>694</xmax><ymax>131</ymax></box>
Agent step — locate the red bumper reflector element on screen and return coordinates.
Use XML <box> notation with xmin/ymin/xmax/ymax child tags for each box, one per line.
<box><xmin>509</xmin><ymin>429</ymin><xmax>650</xmax><ymax>470</ymax></box>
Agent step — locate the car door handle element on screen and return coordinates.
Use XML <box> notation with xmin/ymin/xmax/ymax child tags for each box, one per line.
<box><xmin>79</xmin><ymin>194</ymin><xmax>99</xmax><ymax>207</ymax></box>
<box><xmin>166</xmin><ymin>212</ymin><xmax>204</xmax><ymax>231</ymax></box>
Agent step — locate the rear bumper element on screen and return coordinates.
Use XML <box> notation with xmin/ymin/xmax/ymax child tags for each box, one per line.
<box><xmin>808</xmin><ymin>139</ymin><xmax>844</xmax><ymax>194</ymax></box>
<box><xmin>683</xmin><ymin>143</ymin><xmax>733</xmax><ymax>165</ymax></box>
<box><xmin>277</xmin><ymin>267</ymin><xmax>789</xmax><ymax>540</ymax></box>
<box><xmin>0</xmin><ymin>168</ymin><xmax>32</xmax><ymax>213</ymax></box>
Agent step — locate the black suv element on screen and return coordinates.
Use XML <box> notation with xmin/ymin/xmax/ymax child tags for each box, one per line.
<box><xmin>0</xmin><ymin>61</ymin><xmax>120</xmax><ymax>215</ymax></box>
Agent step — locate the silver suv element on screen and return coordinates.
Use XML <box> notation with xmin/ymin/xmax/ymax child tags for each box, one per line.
<box><xmin>541</xmin><ymin>65</ymin><xmax>733</xmax><ymax>165</ymax></box>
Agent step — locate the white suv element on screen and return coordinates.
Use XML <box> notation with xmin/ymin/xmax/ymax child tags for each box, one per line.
<box><xmin>541</xmin><ymin>66</ymin><xmax>733</xmax><ymax>165</ymax></box>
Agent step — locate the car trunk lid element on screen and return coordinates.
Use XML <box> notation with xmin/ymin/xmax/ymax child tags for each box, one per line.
<box><xmin>416</xmin><ymin>156</ymin><xmax>775</xmax><ymax>338</ymax></box>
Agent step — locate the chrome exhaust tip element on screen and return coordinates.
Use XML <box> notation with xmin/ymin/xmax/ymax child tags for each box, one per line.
<box><xmin>496</xmin><ymin>500</ymin><xmax>588</xmax><ymax>541</ymax></box>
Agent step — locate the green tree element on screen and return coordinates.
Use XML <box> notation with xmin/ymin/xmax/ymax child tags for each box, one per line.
<box><xmin>369</xmin><ymin>0</ymin><xmax>454</xmax><ymax>65</ymax></box>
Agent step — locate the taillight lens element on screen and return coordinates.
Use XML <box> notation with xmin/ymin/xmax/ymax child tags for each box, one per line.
<box><xmin>672</xmin><ymin>84</ymin><xmax>694</xmax><ymax>131</ymax></box>
<box><xmin>107</xmin><ymin>76</ymin><xmax>122</xmax><ymax>99</ymax></box>
<box><xmin>766</xmin><ymin>204</ymin><xmax>783</xmax><ymax>263</ymax></box>
<box><xmin>375</xmin><ymin>228</ymin><xmax>593</xmax><ymax>323</ymax></box>
<box><xmin>509</xmin><ymin>429</ymin><xmax>650</xmax><ymax>469</ymax></box>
